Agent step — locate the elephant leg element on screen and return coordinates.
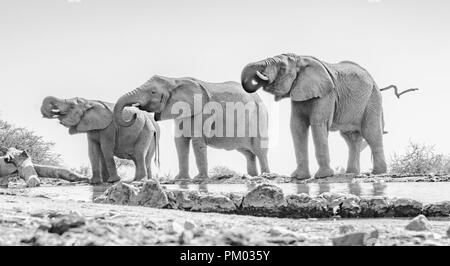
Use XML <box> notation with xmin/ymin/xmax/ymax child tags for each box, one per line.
<box><xmin>311</xmin><ymin>123</ymin><xmax>334</xmax><ymax>179</ymax></box>
<box><xmin>87</xmin><ymin>137</ymin><xmax>102</xmax><ymax>185</ymax></box>
<box><xmin>238</xmin><ymin>149</ymin><xmax>258</xmax><ymax>176</ymax></box>
<box><xmin>100</xmin><ymin>153</ymin><xmax>110</xmax><ymax>182</ymax></box>
<box><xmin>174</xmin><ymin>136</ymin><xmax>191</xmax><ymax>180</ymax></box>
<box><xmin>133</xmin><ymin>137</ymin><xmax>150</xmax><ymax>181</ymax></box>
<box><xmin>192</xmin><ymin>137</ymin><xmax>209</xmax><ymax>181</ymax></box>
<box><xmin>99</xmin><ymin>140</ymin><xmax>120</xmax><ymax>183</ymax></box>
<box><xmin>145</xmin><ymin>144</ymin><xmax>155</xmax><ymax>180</ymax></box>
<box><xmin>340</xmin><ymin>131</ymin><xmax>363</xmax><ymax>174</ymax></box>
<box><xmin>290</xmin><ymin>104</ymin><xmax>311</xmax><ymax>180</ymax></box>
<box><xmin>252</xmin><ymin>144</ymin><xmax>270</xmax><ymax>175</ymax></box>
<box><xmin>361</xmin><ymin>115</ymin><xmax>387</xmax><ymax>175</ymax></box>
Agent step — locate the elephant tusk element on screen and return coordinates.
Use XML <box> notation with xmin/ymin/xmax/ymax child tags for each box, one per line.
<box><xmin>131</xmin><ymin>103</ymin><xmax>141</xmax><ymax>107</ymax></box>
<box><xmin>256</xmin><ymin>71</ymin><xmax>269</xmax><ymax>81</ymax></box>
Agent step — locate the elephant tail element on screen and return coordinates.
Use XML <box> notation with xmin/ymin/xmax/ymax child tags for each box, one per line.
<box><xmin>380</xmin><ymin>85</ymin><xmax>418</xmax><ymax>98</ymax></box>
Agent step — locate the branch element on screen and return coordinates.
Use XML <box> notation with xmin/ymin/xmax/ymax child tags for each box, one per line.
<box><xmin>380</xmin><ymin>85</ymin><xmax>419</xmax><ymax>98</ymax></box>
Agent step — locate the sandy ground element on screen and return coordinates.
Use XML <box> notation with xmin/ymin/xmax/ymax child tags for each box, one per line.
<box><xmin>1</xmin><ymin>192</ymin><xmax>450</xmax><ymax>246</ymax></box>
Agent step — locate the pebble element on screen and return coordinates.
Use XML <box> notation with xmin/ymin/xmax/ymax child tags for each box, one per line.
<box><xmin>331</xmin><ymin>230</ymin><xmax>378</xmax><ymax>246</ymax></box>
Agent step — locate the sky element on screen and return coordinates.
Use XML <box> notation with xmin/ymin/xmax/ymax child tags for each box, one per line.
<box><xmin>1</xmin><ymin>0</ymin><xmax>449</xmax><ymax>178</ymax></box>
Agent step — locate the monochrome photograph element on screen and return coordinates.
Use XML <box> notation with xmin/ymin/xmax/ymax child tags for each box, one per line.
<box><xmin>1</xmin><ymin>0</ymin><xmax>449</xmax><ymax>255</ymax></box>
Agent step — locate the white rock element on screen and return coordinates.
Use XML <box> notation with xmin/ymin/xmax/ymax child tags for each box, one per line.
<box><xmin>405</xmin><ymin>215</ymin><xmax>430</xmax><ymax>231</ymax></box>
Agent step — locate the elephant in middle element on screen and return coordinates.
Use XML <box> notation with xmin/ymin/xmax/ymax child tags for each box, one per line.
<box><xmin>114</xmin><ymin>75</ymin><xmax>269</xmax><ymax>181</ymax></box>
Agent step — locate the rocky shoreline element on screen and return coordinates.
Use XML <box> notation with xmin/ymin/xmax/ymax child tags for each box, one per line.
<box><xmin>94</xmin><ymin>180</ymin><xmax>450</xmax><ymax>218</ymax></box>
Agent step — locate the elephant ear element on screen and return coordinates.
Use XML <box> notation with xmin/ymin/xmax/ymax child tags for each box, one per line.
<box><xmin>158</xmin><ymin>77</ymin><xmax>211</xmax><ymax>120</ymax></box>
<box><xmin>75</xmin><ymin>100</ymin><xmax>113</xmax><ymax>133</ymax></box>
<box><xmin>290</xmin><ymin>57</ymin><xmax>335</xmax><ymax>101</ymax></box>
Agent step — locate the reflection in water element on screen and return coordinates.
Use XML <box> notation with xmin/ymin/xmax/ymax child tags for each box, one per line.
<box><xmin>177</xmin><ymin>181</ymin><xmax>189</xmax><ymax>190</ymax></box>
<box><xmin>296</xmin><ymin>182</ymin><xmax>310</xmax><ymax>194</ymax></box>
<box><xmin>199</xmin><ymin>183</ymin><xmax>209</xmax><ymax>193</ymax></box>
<box><xmin>318</xmin><ymin>183</ymin><xmax>330</xmax><ymax>194</ymax></box>
<box><xmin>372</xmin><ymin>182</ymin><xmax>387</xmax><ymax>196</ymax></box>
<box><xmin>348</xmin><ymin>182</ymin><xmax>362</xmax><ymax>196</ymax></box>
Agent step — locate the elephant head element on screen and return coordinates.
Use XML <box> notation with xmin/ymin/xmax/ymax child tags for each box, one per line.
<box><xmin>41</xmin><ymin>96</ymin><xmax>112</xmax><ymax>134</ymax></box>
<box><xmin>114</xmin><ymin>75</ymin><xmax>210</xmax><ymax>127</ymax></box>
<box><xmin>241</xmin><ymin>54</ymin><xmax>335</xmax><ymax>101</ymax></box>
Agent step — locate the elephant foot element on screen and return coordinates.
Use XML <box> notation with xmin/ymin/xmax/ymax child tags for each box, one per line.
<box><xmin>291</xmin><ymin>169</ymin><xmax>311</xmax><ymax>180</ymax></box>
<box><xmin>133</xmin><ymin>176</ymin><xmax>147</xmax><ymax>182</ymax></box>
<box><xmin>90</xmin><ymin>177</ymin><xmax>103</xmax><ymax>185</ymax></box>
<box><xmin>346</xmin><ymin>167</ymin><xmax>360</xmax><ymax>174</ymax></box>
<box><xmin>371</xmin><ymin>166</ymin><xmax>387</xmax><ymax>175</ymax></box>
<box><xmin>314</xmin><ymin>167</ymin><xmax>334</xmax><ymax>179</ymax></box>
<box><xmin>174</xmin><ymin>174</ymin><xmax>191</xmax><ymax>182</ymax></box>
<box><xmin>106</xmin><ymin>175</ymin><xmax>121</xmax><ymax>183</ymax></box>
<box><xmin>193</xmin><ymin>174</ymin><xmax>208</xmax><ymax>184</ymax></box>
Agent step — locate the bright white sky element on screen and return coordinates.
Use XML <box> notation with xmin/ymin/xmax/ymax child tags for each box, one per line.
<box><xmin>1</xmin><ymin>0</ymin><xmax>449</xmax><ymax>177</ymax></box>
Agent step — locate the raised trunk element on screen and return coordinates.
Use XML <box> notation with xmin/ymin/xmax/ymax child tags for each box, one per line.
<box><xmin>113</xmin><ymin>88</ymin><xmax>146</xmax><ymax>127</ymax></box>
<box><xmin>41</xmin><ymin>96</ymin><xmax>63</xmax><ymax>118</ymax></box>
<box><xmin>241</xmin><ymin>63</ymin><xmax>266</xmax><ymax>93</ymax></box>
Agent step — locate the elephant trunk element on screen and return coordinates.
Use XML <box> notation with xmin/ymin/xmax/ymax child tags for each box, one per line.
<box><xmin>41</xmin><ymin>96</ymin><xmax>63</xmax><ymax>118</ymax></box>
<box><xmin>114</xmin><ymin>88</ymin><xmax>146</xmax><ymax>127</ymax></box>
<box><xmin>241</xmin><ymin>62</ymin><xmax>267</xmax><ymax>93</ymax></box>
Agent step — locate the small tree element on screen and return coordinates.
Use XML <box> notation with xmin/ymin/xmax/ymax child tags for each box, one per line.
<box><xmin>389</xmin><ymin>141</ymin><xmax>450</xmax><ymax>174</ymax></box>
<box><xmin>0</xmin><ymin>119</ymin><xmax>61</xmax><ymax>166</ymax></box>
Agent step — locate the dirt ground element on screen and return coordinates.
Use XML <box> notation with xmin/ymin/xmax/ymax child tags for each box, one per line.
<box><xmin>1</xmin><ymin>192</ymin><xmax>450</xmax><ymax>246</ymax></box>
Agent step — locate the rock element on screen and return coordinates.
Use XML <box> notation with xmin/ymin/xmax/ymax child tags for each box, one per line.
<box><xmin>242</xmin><ymin>184</ymin><xmax>286</xmax><ymax>215</ymax></box>
<box><xmin>285</xmin><ymin>193</ymin><xmax>329</xmax><ymax>218</ymax></box>
<box><xmin>48</xmin><ymin>213</ymin><xmax>86</xmax><ymax>235</ymax></box>
<box><xmin>331</xmin><ymin>230</ymin><xmax>379</xmax><ymax>246</ymax></box>
<box><xmin>132</xmin><ymin>179</ymin><xmax>169</xmax><ymax>208</ymax></box>
<box><xmin>268</xmin><ymin>226</ymin><xmax>297</xmax><ymax>238</ymax></box>
<box><xmin>26</xmin><ymin>176</ymin><xmax>41</xmax><ymax>188</ymax></box>
<box><xmin>94</xmin><ymin>182</ymin><xmax>139</xmax><ymax>205</ymax></box>
<box><xmin>164</xmin><ymin>221</ymin><xmax>184</xmax><ymax>235</ymax></box>
<box><xmin>319</xmin><ymin>192</ymin><xmax>348</xmax><ymax>214</ymax></box>
<box><xmin>184</xmin><ymin>220</ymin><xmax>197</xmax><ymax>231</ymax></box>
<box><xmin>360</xmin><ymin>197</ymin><xmax>394</xmax><ymax>217</ymax></box>
<box><xmin>170</xmin><ymin>190</ymin><xmax>200</xmax><ymax>210</ymax></box>
<box><xmin>225</xmin><ymin>193</ymin><xmax>244</xmax><ymax>208</ymax></box>
<box><xmin>423</xmin><ymin>201</ymin><xmax>450</xmax><ymax>217</ymax></box>
<box><xmin>339</xmin><ymin>195</ymin><xmax>362</xmax><ymax>218</ymax></box>
<box><xmin>392</xmin><ymin>198</ymin><xmax>423</xmax><ymax>217</ymax></box>
<box><xmin>405</xmin><ymin>215</ymin><xmax>430</xmax><ymax>231</ymax></box>
<box><xmin>191</xmin><ymin>194</ymin><xmax>236</xmax><ymax>213</ymax></box>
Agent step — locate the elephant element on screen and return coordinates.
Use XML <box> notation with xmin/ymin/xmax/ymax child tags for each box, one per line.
<box><xmin>241</xmin><ymin>53</ymin><xmax>387</xmax><ymax>180</ymax></box>
<box><xmin>41</xmin><ymin>96</ymin><xmax>160</xmax><ymax>184</ymax></box>
<box><xmin>113</xmin><ymin>75</ymin><xmax>269</xmax><ymax>182</ymax></box>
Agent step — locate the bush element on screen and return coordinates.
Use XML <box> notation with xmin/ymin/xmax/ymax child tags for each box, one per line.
<box><xmin>71</xmin><ymin>158</ymin><xmax>134</xmax><ymax>177</ymax></box>
<box><xmin>209</xmin><ymin>165</ymin><xmax>241</xmax><ymax>178</ymax></box>
<box><xmin>0</xmin><ymin>119</ymin><xmax>61</xmax><ymax>166</ymax></box>
<box><xmin>389</xmin><ymin>141</ymin><xmax>450</xmax><ymax>174</ymax></box>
